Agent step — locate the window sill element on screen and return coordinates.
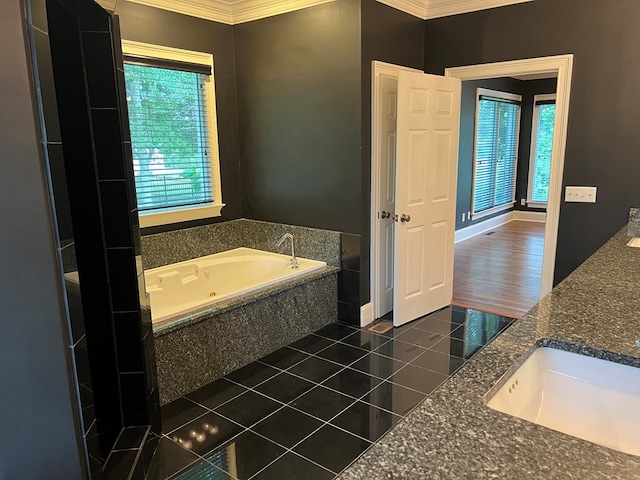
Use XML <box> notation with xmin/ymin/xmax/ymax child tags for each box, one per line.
<box><xmin>472</xmin><ymin>201</ymin><xmax>515</xmax><ymax>221</ymax></box>
<box><xmin>525</xmin><ymin>201</ymin><xmax>547</xmax><ymax>209</ymax></box>
<box><xmin>139</xmin><ymin>203</ymin><xmax>225</xmax><ymax>228</ymax></box>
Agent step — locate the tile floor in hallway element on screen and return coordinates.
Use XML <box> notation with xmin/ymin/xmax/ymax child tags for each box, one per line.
<box><xmin>146</xmin><ymin>306</ymin><xmax>515</xmax><ymax>480</ymax></box>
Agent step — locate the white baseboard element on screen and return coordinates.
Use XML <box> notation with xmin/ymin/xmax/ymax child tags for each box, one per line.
<box><xmin>455</xmin><ymin>210</ymin><xmax>547</xmax><ymax>243</ymax></box>
<box><xmin>455</xmin><ymin>212</ymin><xmax>512</xmax><ymax>243</ymax></box>
<box><xmin>513</xmin><ymin>210</ymin><xmax>546</xmax><ymax>223</ymax></box>
<box><xmin>360</xmin><ymin>303</ymin><xmax>374</xmax><ymax>327</ymax></box>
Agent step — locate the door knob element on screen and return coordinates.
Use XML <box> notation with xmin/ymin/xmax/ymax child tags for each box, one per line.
<box><xmin>400</xmin><ymin>214</ymin><xmax>411</xmax><ymax>223</ymax></box>
<box><xmin>380</xmin><ymin>211</ymin><xmax>391</xmax><ymax>219</ymax></box>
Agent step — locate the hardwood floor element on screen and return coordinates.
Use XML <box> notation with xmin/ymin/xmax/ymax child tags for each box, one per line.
<box><xmin>452</xmin><ymin>220</ymin><xmax>545</xmax><ymax>319</ymax></box>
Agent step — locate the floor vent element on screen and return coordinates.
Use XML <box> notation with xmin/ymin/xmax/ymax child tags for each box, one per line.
<box><xmin>485</xmin><ymin>231</ymin><xmax>496</xmax><ymax>236</ymax></box>
<box><xmin>369</xmin><ymin>320</ymin><xmax>393</xmax><ymax>334</ymax></box>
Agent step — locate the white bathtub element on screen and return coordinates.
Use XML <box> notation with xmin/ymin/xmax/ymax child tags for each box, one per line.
<box><xmin>145</xmin><ymin>247</ymin><xmax>327</xmax><ymax>323</ymax></box>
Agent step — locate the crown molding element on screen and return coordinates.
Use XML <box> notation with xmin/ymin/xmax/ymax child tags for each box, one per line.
<box><xmin>124</xmin><ymin>0</ymin><xmax>336</xmax><ymax>25</ymax></box>
<box><xmin>375</xmin><ymin>0</ymin><xmax>427</xmax><ymax>19</ymax></box>
<box><xmin>96</xmin><ymin>0</ymin><xmax>118</xmax><ymax>11</ymax></box>
<box><xmin>126</xmin><ymin>0</ymin><xmax>234</xmax><ymax>24</ymax></box>
<box><xmin>232</xmin><ymin>0</ymin><xmax>337</xmax><ymax>24</ymax></box>
<box><xmin>118</xmin><ymin>0</ymin><xmax>531</xmax><ymax>24</ymax></box>
<box><xmin>424</xmin><ymin>0</ymin><xmax>533</xmax><ymax>20</ymax></box>
<box><xmin>374</xmin><ymin>0</ymin><xmax>532</xmax><ymax>20</ymax></box>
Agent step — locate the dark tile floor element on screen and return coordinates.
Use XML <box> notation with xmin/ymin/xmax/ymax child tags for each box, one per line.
<box><xmin>145</xmin><ymin>306</ymin><xmax>514</xmax><ymax>480</ymax></box>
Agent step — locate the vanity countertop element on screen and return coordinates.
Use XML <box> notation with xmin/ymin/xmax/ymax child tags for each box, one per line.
<box><xmin>340</xmin><ymin>226</ymin><xmax>640</xmax><ymax>479</ymax></box>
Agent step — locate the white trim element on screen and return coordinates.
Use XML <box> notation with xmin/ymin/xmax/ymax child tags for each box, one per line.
<box><xmin>455</xmin><ymin>210</ymin><xmax>545</xmax><ymax>243</ymax></box>
<box><xmin>370</xmin><ymin>61</ymin><xmax>423</xmax><ymax>321</ymax></box>
<box><xmin>526</xmin><ymin>201</ymin><xmax>547</xmax><ymax>209</ymax></box>
<box><xmin>139</xmin><ymin>204</ymin><xmax>225</xmax><ymax>228</ymax></box>
<box><xmin>477</xmin><ymin>87</ymin><xmax>522</xmax><ymax>102</ymax></box>
<box><xmin>96</xmin><ymin>0</ymin><xmax>117</xmax><ymax>10</ymax></box>
<box><xmin>360</xmin><ymin>303</ymin><xmax>374</xmax><ymax>327</ymax></box>
<box><xmin>455</xmin><ymin>211</ymin><xmax>512</xmax><ymax>243</ymax></box>
<box><xmin>424</xmin><ymin>0</ymin><xmax>532</xmax><ymax>19</ymax></box>
<box><xmin>471</xmin><ymin>201</ymin><xmax>516</xmax><ymax>220</ymax></box>
<box><xmin>527</xmin><ymin>94</ymin><xmax>556</xmax><ymax>205</ymax></box>
<box><xmin>121</xmin><ymin>0</ymin><xmax>532</xmax><ymax>23</ymax></box>
<box><xmin>121</xmin><ymin>40</ymin><xmax>214</xmax><ymax>66</ymax></box>
<box><xmin>514</xmin><ymin>210</ymin><xmax>546</xmax><ymax>223</ymax></box>
<box><xmin>233</xmin><ymin>0</ymin><xmax>336</xmax><ymax>23</ymax></box>
<box><xmin>375</xmin><ymin>0</ymin><xmax>427</xmax><ymax>19</ymax></box>
<box><xmin>446</xmin><ymin>54</ymin><xmax>574</xmax><ymax>296</ymax></box>
<box><xmin>374</xmin><ymin>0</ymin><xmax>532</xmax><ymax>20</ymax></box>
<box><xmin>121</xmin><ymin>40</ymin><xmax>225</xmax><ymax>227</ymax></box>
<box><xmin>125</xmin><ymin>0</ymin><xmax>336</xmax><ymax>25</ymax></box>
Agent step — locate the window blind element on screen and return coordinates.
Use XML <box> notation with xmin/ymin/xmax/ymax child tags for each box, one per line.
<box><xmin>473</xmin><ymin>96</ymin><xmax>521</xmax><ymax>214</ymax></box>
<box><xmin>123</xmin><ymin>54</ymin><xmax>212</xmax><ymax>76</ymax></box>
<box><xmin>123</xmin><ymin>63</ymin><xmax>213</xmax><ymax>212</ymax></box>
<box><xmin>530</xmin><ymin>102</ymin><xmax>556</xmax><ymax>203</ymax></box>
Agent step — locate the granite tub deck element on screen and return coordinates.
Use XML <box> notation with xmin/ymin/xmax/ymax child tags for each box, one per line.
<box><xmin>340</xmin><ymin>227</ymin><xmax>640</xmax><ymax>480</ymax></box>
<box><xmin>154</xmin><ymin>267</ymin><xmax>338</xmax><ymax>405</ymax></box>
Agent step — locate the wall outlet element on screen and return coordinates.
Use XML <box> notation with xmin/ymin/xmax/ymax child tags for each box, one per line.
<box><xmin>462</xmin><ymin>213</ymin><xmax>466</xmax><ymax>222</ymax></box>
<box><xmin>520</xmin><ymin>198</ymin><xmax>526</xmax><ymax>206</ymax></box>
<box><xmin>565</xmin><ymin>186</ymin><xmax>597</xmax><ymax>203</ymax></box>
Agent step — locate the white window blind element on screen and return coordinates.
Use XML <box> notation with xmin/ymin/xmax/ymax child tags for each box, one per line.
<box><xmin>529</xmin><ymin>97</ymin><xmax>556</xmax><ymax>204</ymax></box>
<box><xmin>473</xmin><ymin>90</ymin><xmax>521</xmax><ymax>216</ymax></box>
<box><xmin>124</xmin><ymin>63</ymin><xmax>213</xmax><ymax>212</ymax></box>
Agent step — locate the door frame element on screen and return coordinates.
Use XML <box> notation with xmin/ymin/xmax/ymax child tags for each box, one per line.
<box><xmin>445</xmin><ymin>54</ymin><xmax>573</xmax><ymax>297</ymax></box>
<box><xmin>370</xmin><ymin>61</ymin><xmax>423</xmax><ymax>323</ymax></box>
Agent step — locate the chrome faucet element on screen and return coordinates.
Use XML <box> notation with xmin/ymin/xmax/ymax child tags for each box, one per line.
<box><xmin>276</xmin><ymin>233</ymin><xmax>298</xmax><ymax>269</ymax></box>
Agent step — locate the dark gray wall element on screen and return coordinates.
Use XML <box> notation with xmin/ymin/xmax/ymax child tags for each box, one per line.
<box><xmin>234</xmin><ymin>0</ymin><xmax>361</xmax><ymax>233</ymax></box>
<box><xmin>115</xmin><ymin>1</ymin><xmax>243</xmax><ymax>234</ymax></box>
<box><xmin>0</xmin><ymin>0</ymin><xmax>83</xmax><ymax>478</ymax></box>
<box><xmin>360</xmin><ymin>0</ymin><xmax>425</xmax><ymax>303</ymax></box>
<box><xmin>425</xmin><ymin>0</ymin><xmax>640</xmax><ymax>284</ymax></box>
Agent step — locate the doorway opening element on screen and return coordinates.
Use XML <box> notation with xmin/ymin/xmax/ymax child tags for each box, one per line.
<box><xmin>450</xmin><ymin>74</ymin><xmax>557</xmax><ymax>318</ymax></box>
<box><xmin>370</xmin><ymin>55</ymin><xmax>573</xmax><ymax>325</ymax></box>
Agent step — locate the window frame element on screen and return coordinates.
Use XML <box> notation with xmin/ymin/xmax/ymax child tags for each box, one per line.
<box><xmin>526</xmin><ymin>93</ymin><xmax>556</xmax><ymax>209</ymax></box>
<box><xmin>471</xmin><ymin>88</ymin><xmax>522</xmax><ymax>220</ymax></box>
<box><xmin>121</xmin><ymin>40</ymin><xmax>224</xmax><ymax>228</ymax></box>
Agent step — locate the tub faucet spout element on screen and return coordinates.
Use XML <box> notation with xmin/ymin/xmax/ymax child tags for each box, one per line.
<box><xmin>276</xmin><ymin>233</ymin><xmax>298</xmax><ymax>269</ymax></box>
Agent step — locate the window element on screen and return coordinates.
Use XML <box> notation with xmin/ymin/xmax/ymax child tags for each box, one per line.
<box><xmin>472</xmin><ymin>88</ymin><xmax>522</xmax><ymax>219</ymax></box>
<box><xmin>121</xmin><ymin>41</ymin><xmax>224</xmax><ymax>227</ymax></box>
<box><xmin>527</xmin><ymin>94</ymin><xmax>556</xmax><ymax>207</ymax></box>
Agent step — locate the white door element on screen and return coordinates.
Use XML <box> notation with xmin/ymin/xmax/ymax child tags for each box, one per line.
<box><xmin>393</xmin><ymin>71</ymin><xmax>461</xmax><ymax>327</ymax></box>
<box><xmin>375</xmin><ymin>74</ymin><xmax>398</xmax><ymax>318</ymax></box>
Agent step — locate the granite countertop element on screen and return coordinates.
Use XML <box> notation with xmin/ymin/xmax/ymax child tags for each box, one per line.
<box><xmin>340</xmin><ymin>227</ymin><xmax>640</xmax><ymax>479</ymax></box>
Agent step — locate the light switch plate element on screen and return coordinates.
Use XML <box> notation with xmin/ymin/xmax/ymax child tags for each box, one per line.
<box><xmin>565</xmin><ymin>186</ymin><xmax>597</xmax><ymax>203</ymax></box>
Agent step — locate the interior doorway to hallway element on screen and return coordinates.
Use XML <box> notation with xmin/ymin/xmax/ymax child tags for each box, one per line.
<box><xmin>369</xmin><ymin>55</ymin><xmax>573</xmax><ymax>326</ymax></box>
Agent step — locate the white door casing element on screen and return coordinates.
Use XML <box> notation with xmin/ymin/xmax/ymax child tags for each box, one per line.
<box><xmin>393</xmin><ymin>71</ymin><xmax>461</xmax><ymax>327</ymax></box>
<box><xmin>371</xmin><ymin>62</ymin><xmax>422</xmax><ymax>321</ymax></box>
<box><xmin>445</xmin><ymin>54</ymin><xmax>573</xmax><ymax>297</ymax></box>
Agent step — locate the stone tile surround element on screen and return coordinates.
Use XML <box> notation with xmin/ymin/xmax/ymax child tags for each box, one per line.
<box><xmin>141</xmin><ymin>218</ymin><xmax>341</xmax><ymax>270</ymax></box>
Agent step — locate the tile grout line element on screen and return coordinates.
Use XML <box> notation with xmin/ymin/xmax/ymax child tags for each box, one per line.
<box><xmin>160</xmin><ymin>314</ymin><xmax>515</xmax><ymax>479</ymax></box>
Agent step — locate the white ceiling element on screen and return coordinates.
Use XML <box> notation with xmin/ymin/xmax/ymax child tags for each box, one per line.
<box><xmin>102</xmin><ymin>0</ymin><xmax>533</xmax><ymax>24</ymax></box>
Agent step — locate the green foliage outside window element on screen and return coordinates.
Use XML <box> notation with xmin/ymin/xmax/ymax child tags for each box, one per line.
<box><xmin>124</xmin><ymin>64</ymin><xmax>212</xmax><ymax>211</ymax></box>
<box><xmin>531</xmin><ymin>104</ymin><xmax>556</xmax><ymax>203</ymax></box>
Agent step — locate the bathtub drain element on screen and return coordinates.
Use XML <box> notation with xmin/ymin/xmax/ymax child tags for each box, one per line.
<box><xmin>208</xmin><ymin>291</ymin><xmax>216</xmax><ymax>297</ymax></box>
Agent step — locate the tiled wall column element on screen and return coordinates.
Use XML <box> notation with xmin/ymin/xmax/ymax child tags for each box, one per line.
<box><xmin>338</xmin><ymin>233</ymin><xmax>361</xmax><ymax>325</ymax></box>
<box><xmin>29</xmin><ymin>0</ymin><xmax>161</xmax><ymax>476</ymax></box>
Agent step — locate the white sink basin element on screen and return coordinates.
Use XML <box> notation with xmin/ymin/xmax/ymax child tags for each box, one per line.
<box><xmin>486</xmin><ymin>347</ymin><xmax>640</xmax><ymax>456</ymax></box>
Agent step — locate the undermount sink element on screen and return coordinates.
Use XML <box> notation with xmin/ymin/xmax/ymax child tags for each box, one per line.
<box><xmin>486</xmin><ymin>347</ymin><xmax>640</xmax><ymax>456</ymax></box>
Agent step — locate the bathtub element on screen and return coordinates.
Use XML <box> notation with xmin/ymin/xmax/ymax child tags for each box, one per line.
<box><xmin>145</xmin><ymin>247</ymin><xmax>327</xmax><ymax>323</ymax></box>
